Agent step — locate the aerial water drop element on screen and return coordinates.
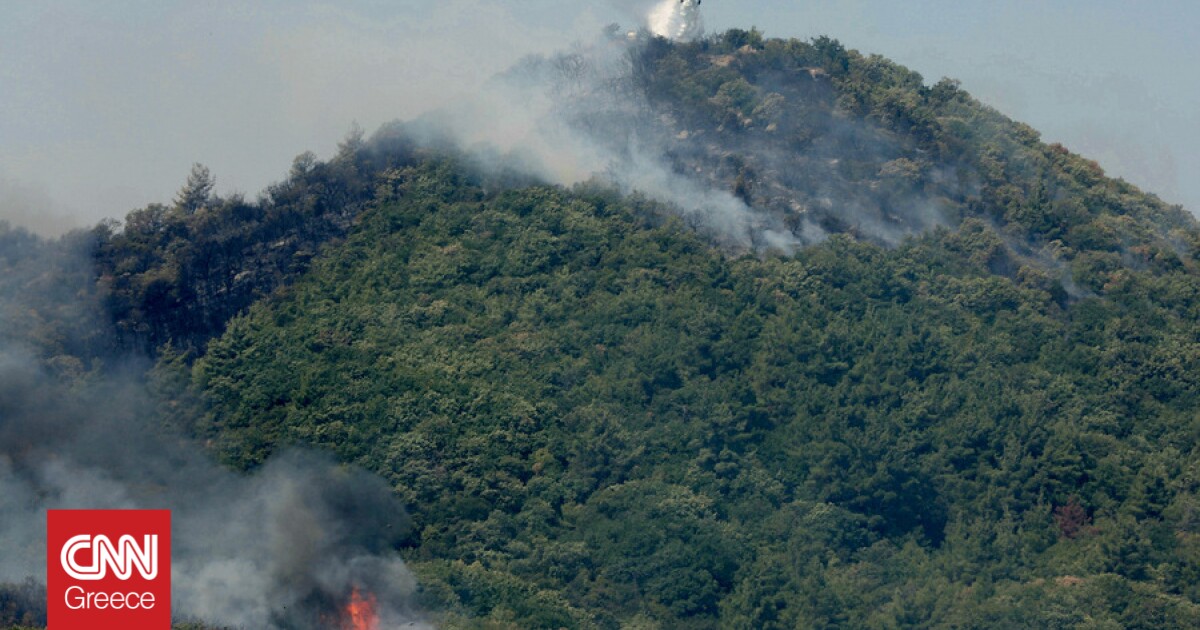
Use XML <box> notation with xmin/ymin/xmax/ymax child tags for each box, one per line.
<box><xmin>648</xmin><ymin>0</ymin><xmax>705</xmax><ymax>42</ymax></box>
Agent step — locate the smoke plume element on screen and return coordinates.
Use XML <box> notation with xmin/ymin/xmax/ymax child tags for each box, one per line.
<box><xmin>389</xmin><ymin>4</ymin><xmax>969</xmax><ymax>255</ymax></box>
<box><xmin>0</xmin><ymin>229</ymin><xmax>428</xmax><ymax>628</ymax></box>
<box><xmin>399</xmin><ymin>21</ymin><xmax>822</xmax><ymax>254</ymax></box>
<box><xmin>0</xmin><ymin>176</ymin><xmax>85</xmax><ymax>238</ymax></box>
<box><xmin>648</xmin><ymin>0</ymin><xmax>705</xmax><ymax>42</ymax></box>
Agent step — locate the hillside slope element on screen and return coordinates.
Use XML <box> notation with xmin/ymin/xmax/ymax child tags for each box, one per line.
<box><xmin>91</xmin><ymin>32</ymin><xmax>1198</xmax><ymax>361</ymax></box>
<box><xmin>8</xmin><ymin>31</ymin><xmax>1200</xmax><ymax>630</ymax></box>
<box><xmin>192</xmin><ymin>151</ymin><xmax>1200</xmax><ymax>627</ymax></box>
<box><xmin>525</xmin><ymin>29</ymin><xmax>1194</xmax><ymax>256</ymax></box>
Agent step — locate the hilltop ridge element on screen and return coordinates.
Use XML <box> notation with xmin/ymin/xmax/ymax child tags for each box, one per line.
<box><xmin>85</xmin><ymin>31</ymin><xmax>1200</xmax><ymax>359</ymax></box>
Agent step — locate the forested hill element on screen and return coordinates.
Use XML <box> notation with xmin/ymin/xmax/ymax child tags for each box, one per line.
<box><xmin>190</xmin><ymin>160</ymin><xmax>1200</xmax><ymax>627</ymax></box>
<box><xmin>89</xmin><ymin>30</ymin><xmax>1198</xmax><ymax>360</ymax></box>
<box><xmin>5</xmin><ymin>31</ymin><xmax>1200</xmax><ymax>630</ymax></box>
<box><xmin>627</xmin><ymin>30</ymin><xmax>1195</xmax><ymax>251</ymax></box>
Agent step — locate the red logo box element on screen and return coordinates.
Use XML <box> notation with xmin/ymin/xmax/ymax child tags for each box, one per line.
<box><xmin>47</xmin><ymin>510</ymin><xmax>171</xmax><ymax>630</ymax></box>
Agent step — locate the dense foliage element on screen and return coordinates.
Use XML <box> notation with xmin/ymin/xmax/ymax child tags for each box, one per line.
<box><xmin>7</xmin><ymin>32</ymin><xmax>1200</xmax><ymax>629</ymax></box>
<box><xmin>188</xmin><ymin>150</ymin><xmax>1200</xmax><ymax>627</ymax></box>
<box><xmin>89</xmin><ymin>29</ymin><xmax>1197</xmax><ymax>361</ymax></box>
<box><xmin>0</xmin><ymin>223</ymin><xmax>110</xmax><ymax>376</ymax></box>
<box><xmin>629</xmin><ymin>30</ymin><xmax>1195</xmax><ymax>257</ymax></box>
<box><xmin>91</xmin><ymin>130</ymin><xmax>420</xmax><ymax>355</ymax></box>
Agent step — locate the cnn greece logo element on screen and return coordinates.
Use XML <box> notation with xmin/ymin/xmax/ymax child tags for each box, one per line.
<box><xmin>60</xmin><ymin>533</ymin><xmax>158</xmax><ymax>580</ymax></box>
<box><xmin>47</xmin><ymin>509</ymin><xmax>171</xmax><ymax>630</ymax></box>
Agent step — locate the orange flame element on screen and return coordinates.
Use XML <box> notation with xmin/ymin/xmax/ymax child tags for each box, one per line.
<box><xmin>341</xmin><ymin>587</ymin><xmax>379</xmax><ymax>630</ymax></box>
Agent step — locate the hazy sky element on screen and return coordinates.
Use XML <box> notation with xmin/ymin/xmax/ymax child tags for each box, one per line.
<box><xmin>1</xmin><ymin>0</ymin><xmax>1196</xmax><ymax>233</ymax></box>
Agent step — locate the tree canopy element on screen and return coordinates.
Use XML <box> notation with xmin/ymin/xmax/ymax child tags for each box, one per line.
<box><xmin>188</xmin><ymin>155</ymin><xmax>1200</xmax><ymax>627</ymax></box>
<box><xmin>6</xmin><ymin>31</ymin><xmax>1200</xmax><ymax>630</ymax></box>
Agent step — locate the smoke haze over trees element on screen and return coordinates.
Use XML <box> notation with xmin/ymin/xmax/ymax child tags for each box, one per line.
<box><xmin>2</xmin><ymin>1</ymin><xmax>1196</xmax><ymax>233</ymax></box>
<box><xmin>0</xmin><ymin>224</ymin><xmax>428</xmax><ymax>628</ymax></box>
<box><xmin>4</xmin><ymin>13</ymin><xmax>1200</xmax><ymax>630</ymax></box>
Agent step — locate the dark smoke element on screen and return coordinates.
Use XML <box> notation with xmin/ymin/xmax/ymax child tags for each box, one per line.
<box><xmin>0</xmin><ymin>225</ymin><xmax>428</xmax><ymax>629</ymax></box>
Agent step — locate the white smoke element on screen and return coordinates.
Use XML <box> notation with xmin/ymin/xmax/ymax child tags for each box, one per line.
<box><xmin>405</xmin><ymin>29</ymin><xmax>813</xmax><ymax>254</ymax></box>
<box><xmin>648</xmin><ymin>0</ymin><xmax>705</xmax><ymax>42</ymax></box>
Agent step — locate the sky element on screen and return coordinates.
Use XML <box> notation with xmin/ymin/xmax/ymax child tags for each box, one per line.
<box><xmin>1</xmin><ymin>0</ymin><xmax>1196</xmax><ymax>234</ymax></box>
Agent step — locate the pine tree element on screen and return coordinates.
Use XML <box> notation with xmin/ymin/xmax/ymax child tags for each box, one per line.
<box><xmin>175</xmin><ymin>163</ymin><xmax>214</xmax><ymax>215</ymax></box>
